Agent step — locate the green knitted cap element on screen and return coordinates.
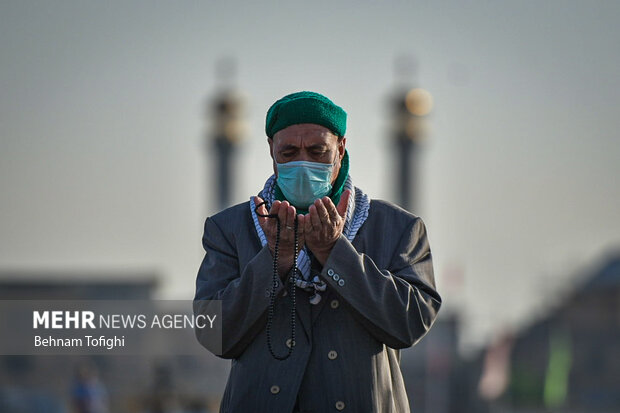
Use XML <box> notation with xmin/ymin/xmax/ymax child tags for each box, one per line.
<box><xmin>265</xmin><ymin>91</ymin><xmax>347</xmax><ymax>138</ymax></box>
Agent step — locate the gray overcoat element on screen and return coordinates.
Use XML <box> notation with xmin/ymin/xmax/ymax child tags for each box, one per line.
<box><xmin>194</xmin><ymin>199</ymin><xmax>441</xmax><ymax>413</ymax></box>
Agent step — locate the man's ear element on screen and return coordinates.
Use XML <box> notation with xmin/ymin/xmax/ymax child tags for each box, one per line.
<box><xmin>338</xmin><ymin>137</ymin><xmax>347</xmax><ymax>160</ymax></box>
<box><xmin>268</xmin><ymin>138</ymin><xmax>274</xmax><ymax>160</ymax></box>
<box><xmin>268</xmin><ymin>138</ymin><xmax>278</xmax><ymax>177</ymax></box>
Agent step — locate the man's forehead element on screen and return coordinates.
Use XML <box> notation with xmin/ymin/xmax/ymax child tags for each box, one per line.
<box><xmin>272</xmin><ymin>123</ymin><xmax>338</xmax><ymax>145</ymax></box>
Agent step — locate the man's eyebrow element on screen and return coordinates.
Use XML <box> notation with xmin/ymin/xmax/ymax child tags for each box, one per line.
<box><xmin>278</xmin><ymin>143</ymin><xmax>328</xmax><ymax>152</ymax></box>
<box><xmin>279</xmin><ymin>144</ymin><xmax>300</xmax><ymax>151</ymax></box>
<box><xmin>305</xmin><ymin>143</ymin><xmax>329</xmax><ymax>150</ymax></box>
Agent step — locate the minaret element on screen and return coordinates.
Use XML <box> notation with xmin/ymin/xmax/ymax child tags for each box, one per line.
<box><xmin>207</xmin><ymin>57</ymin><xmax>246</xmax><ymax>211</ymax></box>
<box><xmin>390</xmin><ymin>55</ymin><xmax>433</xmax><ymax>212</ymax></box>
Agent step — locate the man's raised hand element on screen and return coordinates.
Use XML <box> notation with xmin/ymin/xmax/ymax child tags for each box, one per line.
<box><xmin>254</xmin><ymin>196</ymin><xmax>304</xmax><ymax>279</ymax></box>
<box><xmin>300</xmin><ymin>189</ymin><xmax>351</xmax><ymax>265</ymax></box>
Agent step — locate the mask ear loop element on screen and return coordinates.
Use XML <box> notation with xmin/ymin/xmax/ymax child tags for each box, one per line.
<box><xmin>254</xmin><ymin>200</ymin><xmax>299</xmax><ymax>360</ymax></box>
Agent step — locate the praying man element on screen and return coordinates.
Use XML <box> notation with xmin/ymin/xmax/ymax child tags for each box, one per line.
<box><xmin>194</xmin><ymin>91</ymin><xmax>441</xmax><ymax>413</ymax></box>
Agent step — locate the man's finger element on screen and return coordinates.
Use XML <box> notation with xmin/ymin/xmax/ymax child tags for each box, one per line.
<box><xmin>287</xmin><ymin>204</ymin><xmax>296</xmax><ymax>229</ymax></box>
<box><xmin>323</xmin><ymin>197</ymin><xmax>340</xmax><ymax>224</ymax></box>
<box><xmin>300</xmin><ymin>212</ymin><xmax>310</xmax><ymax>235</ymax></box>
<box><xmin>297</xmin><ymin>214</ymin><xmax>307</xmax><ymax>234</ymax></box>
<box><xmin>309</xmin><ymin>204</ymin><xmax>322</xmax><ymax>229</ymax></box>
<box><xmin>278</xmin><ymin>201</ymin><xmax>290</xmax><ymax>229</ymax></box>
<box><xmin>315</xmin><ymin>198</ymin><xmax>331</xmax><ymax>225</ymax></box>
<box><xmin>270</xmin><ymin>200</ymin><xmax>282</xmax><ymax>216</ymax></box>
<box><xmin>254</xmin><ymin>196</ymin><xmax>266</xmax><ymax>213</ymax></box>
<box><xmin>254</xmin><ymin>196</ymin><xmax>269</xmax><ymax>227</ymax></box>
<box><xmin>336</xmin><ymin>189</ymin><xmax>351</xmax><ymax>218</ymax></box>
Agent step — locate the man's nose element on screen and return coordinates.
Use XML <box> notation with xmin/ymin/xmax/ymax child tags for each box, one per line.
<box><xmin>298</xmin><ymin>152</ymin><xmax>311</xmax><ymax>162</ymax></box>
<box><xmin>294</xmin><ymin>150</ymin><xmax>311</xmax><ymax>162</ymax></box>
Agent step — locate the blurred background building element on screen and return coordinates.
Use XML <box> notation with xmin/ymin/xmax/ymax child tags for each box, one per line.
<box><xmin>0</xmin><ymin>274</ymin><xmax>227</xmax><ymax>412</ymax></box>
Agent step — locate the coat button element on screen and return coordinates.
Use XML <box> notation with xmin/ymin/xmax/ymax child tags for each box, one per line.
<box><xmin>332</xmin><ymin>273</ymin><xmax>340</xmax><ymax>281</ymax></box>
<box><xmin>335</xmin><ymin>400</ymin><xmax>345</xmax><ymax>410</ymax></box>
<box><xmin>286</xmin><ymin>338</ymin><xmax>295</xmax><ymax>348</ymax></box>
<box><xmin>330</xmin><ymin>299</ymin><xmax>339</xmax><ymax>309</ymax></box>
<box><xmin>338</xmin><ymin>279</ymin><xmax>345</xmax><ymax>287</ymax></box>
<box><xmin>328</xmin><ymin>350</ymin><xmax>338</xmax><ymax>360</ymax></box>
<box><xmin>327</xmin><ymin>268</ymin><xmax>335</xmax><ymax>277</ymax></box>
<box><xmin>270</xmin><ymin>385</ymin><xmax>280</xmax><ymax>394</ymax></box>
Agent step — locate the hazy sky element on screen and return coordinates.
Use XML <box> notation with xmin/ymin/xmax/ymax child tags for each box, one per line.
<box><xmin>1</xmin><ymin>0</ymin><xmax>619</xmax><ymax>351</ymax></box>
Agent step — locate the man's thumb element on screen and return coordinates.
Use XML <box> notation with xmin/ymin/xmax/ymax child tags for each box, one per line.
<box><xmin>337</xmin><ymin>189</ymin><xmax>351</xmax><ymax>218</ymax></box>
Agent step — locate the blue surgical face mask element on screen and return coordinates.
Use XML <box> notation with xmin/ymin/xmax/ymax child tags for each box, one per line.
<box><xmin>276</xmin><ymin>157</ymin><xmax>337</xmax><ymax>209</ymax></box>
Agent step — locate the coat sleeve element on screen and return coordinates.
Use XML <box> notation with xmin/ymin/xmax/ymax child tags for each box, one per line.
<box><xmin>320</xmin><ymin>216</ymin><xmax>441</xmax><ymax>349</ymax></box>
<box><xmin>193</xmin><ymin>216</ymin><xmax>284</xmax><ymax>359</ymax></box>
